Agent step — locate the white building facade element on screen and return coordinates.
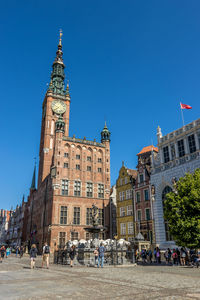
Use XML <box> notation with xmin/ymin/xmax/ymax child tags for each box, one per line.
<box><xmin>151</xmin><ymin>118</ymin><xmax>200</xmax><ymax>247</ymax></box>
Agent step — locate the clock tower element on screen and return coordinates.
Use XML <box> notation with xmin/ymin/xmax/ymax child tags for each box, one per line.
<box><xmin>38</xmin><ymin>31</ymin><xmax>71</xmax><ymax>187</ymax></box>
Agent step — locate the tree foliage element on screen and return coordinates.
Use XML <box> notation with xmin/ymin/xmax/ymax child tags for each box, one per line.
<box><xmin>164</xmin><ymin>169</ymin><xmax>200</xmax><ymax>248</ymax></box>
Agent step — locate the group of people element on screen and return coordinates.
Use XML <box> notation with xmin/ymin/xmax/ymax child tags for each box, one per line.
<box><xmin>30</xmin><ymin>242</ymin><xmax>50</xmax><ymax>269</ymax></box>
<box><xmin>0</xmin><ymin>245</ymin><xmax>11</xmax><ymax>262</ymax></box>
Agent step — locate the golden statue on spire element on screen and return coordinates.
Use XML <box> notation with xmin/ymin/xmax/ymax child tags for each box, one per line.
<box><xmin>59</xmin><ymin>29</ymin><xmax>63</xmax><ymax>46</ymax></box>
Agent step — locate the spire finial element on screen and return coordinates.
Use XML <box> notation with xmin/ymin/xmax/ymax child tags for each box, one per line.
<box><xmin>59</xmin><ymin>29</ymin><xmax>63</xmax><ymax>46</ymax></box>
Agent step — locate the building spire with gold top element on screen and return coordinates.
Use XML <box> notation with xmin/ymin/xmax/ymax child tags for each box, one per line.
<box><xmin>50</xmin><ymin>30</ymin><xmax>66</xmax><ymax>96</ymax></box>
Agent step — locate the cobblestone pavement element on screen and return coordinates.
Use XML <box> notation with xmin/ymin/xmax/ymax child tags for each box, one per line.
<box><xmin>0</xmin><ymin>255</ymin><xmax>200</xmax><ymax>299</ymax></box>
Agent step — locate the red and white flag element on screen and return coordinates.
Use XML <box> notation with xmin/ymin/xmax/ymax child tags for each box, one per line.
<box><xmin>180</xmin><ymin>103</ymin><xmax>192</xmax><ymax>109</ymax></box>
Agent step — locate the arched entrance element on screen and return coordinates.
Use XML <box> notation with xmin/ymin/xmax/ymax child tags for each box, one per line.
<box><xmin>162</xmin><ymin>186</ymin><xmax>173</xmax><ymax>241</ymax></box>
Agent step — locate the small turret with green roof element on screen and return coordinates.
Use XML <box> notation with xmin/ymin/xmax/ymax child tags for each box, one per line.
<box><xmin>101</xmin><ymin>122</ymin><xmax>111</xmax><ymax>143</ymax></box>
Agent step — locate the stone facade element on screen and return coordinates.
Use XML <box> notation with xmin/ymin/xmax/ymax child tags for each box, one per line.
<box><xmin>151</xmin><ymin>119</ymin><xmax>200</xmax><ymax>247</ymax></box>
<box><xmin>26</xmin><ymin>36</ymin><xmax>111</xmax><ymax>252</ymax></box>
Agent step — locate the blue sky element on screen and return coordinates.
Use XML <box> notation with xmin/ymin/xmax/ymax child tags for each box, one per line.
<box><xmin>1</xmin><ymin>0</ymin><xmax>200</xmax><ymax>210</ymax></box>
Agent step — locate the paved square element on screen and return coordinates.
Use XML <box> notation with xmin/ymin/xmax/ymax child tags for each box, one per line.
<box><xmin>0</xmin><ymin>255</ymin><xmax>200</xmax><ymax>299</ymax></box>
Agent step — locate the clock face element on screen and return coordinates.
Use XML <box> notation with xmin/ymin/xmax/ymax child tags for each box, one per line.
<box><xmin>51</xmin><ymin>100</ymin><xmax>66</xmax><ymax>114</ymax></box>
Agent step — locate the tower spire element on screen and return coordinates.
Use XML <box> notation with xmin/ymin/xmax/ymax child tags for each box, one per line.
<box><xmin>50</xmin><ymin>30</ymin><xmax>65</xmax><ymax>96</ymax></box>
<box><xmin>30</xmin><ymin>163</ymin><xmax>36</xmax><ymax>191</ymax></box>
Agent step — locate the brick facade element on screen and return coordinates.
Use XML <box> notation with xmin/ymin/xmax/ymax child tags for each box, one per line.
<box><xmin>26</xmin><ymin>37</ymin><xmax>111</xmax><ymax>252</ymax></box>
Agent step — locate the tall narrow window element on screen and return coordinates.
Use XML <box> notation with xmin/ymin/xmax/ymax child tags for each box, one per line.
<box><xmin>128</xmin><ymin>222</ymin><xmax>134</xmax><ymax>234</ymax></box>
<box><xmin>73</xmin><ymin>207</ymin><xmax>80</xmax><ymax>225</ymax></box>
<box><xmin>59</xmin><ymin>232</ymin><xmax>66</xmax><ymax>247</ymax></box>
<box><xmin>163</xmin><ymin>146</ymin><xmax>170</xmax><ymax>163</ymax></box>
<box><xmin>60</xmin><ymin>206</ymin><xmax>67</xmax><ymax>224</ymax></box>
<box><xmin>98</xmin><ymin>184</ymin><xmax>104</xmax><ymax>198</ymax></box>
<box><xmin>178</xmin><ymin>139</ymin><xmax>185</xmax><ymax>157</ymax></box>
<box><xmin>137</xmin><ymin>210</ymin><xmax>141</xmax><ymax>222</ymax></box>
<box><xmin>120</xmin><ymin>223</ymin><xmax>126</xmax><ymax>235</ymax></box>
<box><xmin>74</xmin><ymin>181</ymin><xmax>81</xmax><ymax>196</ymax></box>
<box><xmin>76</xmin><ymin>154</ymin><xmax>80</xmax><ymax>159</ymax></box>
<box><xmin>127</xmin><ymin>205</ymin><xmax>133</xmax><ymax>216</ymax></box>
<box><xmin>76</xmin><ymin>164</ymin><xmax>80</xmax><ymax>170</ymax></box>
<box><xmin>144</xmin><ymin>190</ymin><xmax>149</xmax><ymax>201</ymax></box>
<box><xmin>61</xmin><ymin>180</ymin><xmax>68</xmax><ymax>196</ymax></box>
<box><xmin>120</xmin><ymin>207</ymin><xmax>126</xmax><ymax>217</ymax></box>
<box><xmin>87</xmin><ymin>156</ymin><xmax>91</xmax><ymax>161</ymax></box>
<box><xmin>136</xmin><ymin>192</ymin><xmax>141</xmax><ymax>203</ymax></box>
<box><xmin>64</xmin><ymin>152</ymin><xmax>69</xmax><ymax>158</ymax></box>
<box><xmin>145</xmin><ymin>208</ymin><xmax>150</xmax><ymax>221</ymax></box>
<box><xmin>188</xmin><ymin>134</ymin><xmax>196</xmax><ymax>153</ymax></box>
<box><xmin>86</xmin><ymin>182</ymin><xmax>93</xmax><ymax>197</ymax></box>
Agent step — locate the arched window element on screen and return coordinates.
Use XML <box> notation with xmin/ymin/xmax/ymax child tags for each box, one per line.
<box><xmin>162</xmin><ymin>186</ymin><xmax>173</xmax><ymax>241</ymax></box>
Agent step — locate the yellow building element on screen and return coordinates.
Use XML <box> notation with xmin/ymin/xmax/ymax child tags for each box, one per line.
<box><xmin>116</xmin><ymin>163</ymin><xmax>137</xmax><ymax>241</ymax></box>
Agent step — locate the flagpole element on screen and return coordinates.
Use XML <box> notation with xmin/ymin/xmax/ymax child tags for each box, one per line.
<box><xmin>180</xmin><ymin>102</ymin><xmax>185</xmax><ymax>127</ymax></box>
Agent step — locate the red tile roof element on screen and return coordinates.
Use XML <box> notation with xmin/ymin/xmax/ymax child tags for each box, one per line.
<box><xmin>137</xmin><ymin>145</ymin><xmax>158</xmax><ymax>155</ymax></box>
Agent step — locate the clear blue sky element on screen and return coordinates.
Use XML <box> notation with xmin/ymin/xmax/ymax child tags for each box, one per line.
<box><xmin>1</xmin><ymin>0</ymin><xmax>200</xmax><ymax>210</ymax></box>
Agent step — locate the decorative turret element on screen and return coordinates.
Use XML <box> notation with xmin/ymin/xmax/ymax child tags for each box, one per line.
<box><xmin>65</xmin><ymin>80</ymin><xmax>71</xmax><ymax>101</ymax></box>
<box><xmin>101</xmin><ymin>122</ymin><xmax>111</xmax><ymax>143</ymax></box>
<box><xmin>50</xmin><ymin>30</ymin><xmax>65</xmax><ymax>96</ymax></box>
<box><xmin>157</xmin><ymin>125</ymin><xmax>162</xmax><ymax>144</ymax></box>
<box><xmin>55</xmin><ymin>115</ymin><xmax>65</xmax><ymax>133</ymax></box>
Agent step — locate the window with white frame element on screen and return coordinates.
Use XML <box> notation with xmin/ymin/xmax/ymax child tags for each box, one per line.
<box><xmin>120</xmin><ymin>207</ymin><xmax>126</xmax><ymax>217</ymax></box>
<box><xmin>98</xmin><ymin>184</ymin><xmax>104</xmax><ymax>198</ymax></box>
<box><xmin>128</xmin><ymin>222</ymin><xmax>134</xmax><ymax>234</ymax></box>
<box><xmin>87</xmin><ymin>156</ymin><xmax>91</xmax><ymax>161</ymax></box>
<box><xmin>76</xmin><ymin>154</ymin><xmax>80</xmax><ymax>159</ymax></box>
<box><xmin>127</xmin><ymin>205</ymin><xmax>133</xmax><ymax>216</ymax></box>
<box><xmin>60</xmin><ymin>206</ymin><xmax>67</xmax><ymax>224</ymax></box>
<box><xmin>64</xmin><ymin>162</ymin><xmax>68</xmax><ymax>168</ymax></box>
<box><xmin>61</xmin><ymin>180</ymin><xmax>68</xmax><ymax>196</ymax></box>
<box><xmin>122</xmin><ymin>191</ymin><xmax>125</xmax><ymax>201</ymax></box>
<box><xmin>126</xmin><ymin>189</ymin><xmax>132</xmax><ymax>199</ymax></box>
<box><xmin>76</xmin><ymin>164</ymin><xmax>80</xmax><ymax>170</ymax></box>
<box><xmin>74</xmin><ymin>181</ymin><xmax>81</xmax><ymax>196</ymax></box>
<box><xmin>120</xmin><ymin>223</ymin><xmax>126</xmax><ymax>235</ymax></box>
<box><xmin>64</xmin><ymin>152</ymin><xmax>69</xmax><ymax>158</ymax></box>
<box><xmin>86</xmin><ymin>182</ymin><xmax>93</xmax><ymax>197</ymax></box>
<box><xmin>73</xmin><ymin>207</ymin><xmax>80</xmax><ymax>225</ymax></box>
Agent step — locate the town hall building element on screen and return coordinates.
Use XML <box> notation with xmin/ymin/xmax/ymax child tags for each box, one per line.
<box><xmin>26</xmin><ymin>33</ymin><xmax>111</xmax><ymax>251</ymax></box>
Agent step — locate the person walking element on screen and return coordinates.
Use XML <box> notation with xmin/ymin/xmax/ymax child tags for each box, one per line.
<box><xmin>30</xmin><ymin>244</ymin><xmax>38</xmax><ymax>269</ymax></box>
<box><xmin>94</xmin><ymin>247</ymin><xmax>99</xmax><ymax>266</ymax></box>
<box><xmin>69</xmin><ymin>245</ymin><xmax>76</xmax><ymax>267</ymax></box>
<box><xmin>42</xmin><ymin>242</ymin><xmax>50</xmax><ymax>269</ymax></box>
<box><xmin>167</xmin><ymin>248</ymin><xmax>172</xmax><ymax>265</ymax></box>
<box><xmin>172</xmin><ymin>249</ymin><xmax>178</xmax><ymax>265</ymax></box>
<box><xmin>98</xmin><ymin>243</ymin><xmax>105</xmax><ymax>268</ymax></box>
<box><xmin>0</xmin><ymin>246</ymin><xmax>6</xmax><ymax>263</ymax></box>
<box><xmin>180</xmin><ymin>248</ymin><xmax>186</xmax><ymax>266</ymax></box>
<box><xmin>6</xmin><ymin>246</ymin><xmax>10</xmax><ymax>258</ymax></box>
<box><xmin>20</xmin><ymin>246</ymin><xmax>24</xmax><ymax>258</ymax></box>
